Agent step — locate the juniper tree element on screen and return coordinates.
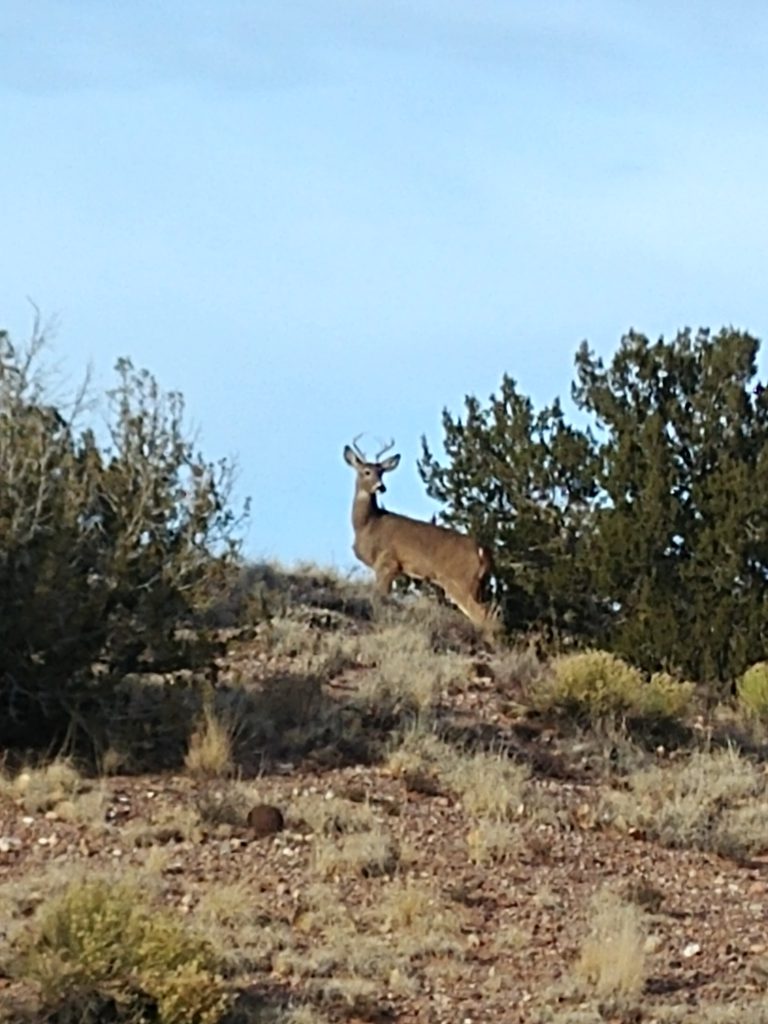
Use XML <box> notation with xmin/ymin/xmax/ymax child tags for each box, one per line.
<box><xmin>418</xmin><ymin>374</ymin><xmax>599</xmax><ymax>638</ymax></box>
<box><xmin>420</xmin><ymin>328</ymin><xmax>768</xmax><ymax>682</ymax></box>
<box><xmin>574</xmin><ymin>327</ymin><xmax>768</xmax><ymax>680</ymax></box>
<box><xmin>0</xmin><ymin>324</ymin><xmax>245</xmax><ymax>750</ymax></box>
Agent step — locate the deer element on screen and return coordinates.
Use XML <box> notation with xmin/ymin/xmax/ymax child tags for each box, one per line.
<box><xmin>343</xmin><ymin>436</ymin><xmax>498</xmax><ymax>633</ymax></box>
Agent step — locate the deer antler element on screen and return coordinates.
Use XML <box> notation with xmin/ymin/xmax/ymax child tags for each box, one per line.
<box><xmin>375</xmin><ymin>437</ymin><xmax>395</xmax><ymax>461</ymax></box>
<box><xmin>352</xmin><ymin>433</ymin><xmax>367</xmax><ymax>460</ymax></box>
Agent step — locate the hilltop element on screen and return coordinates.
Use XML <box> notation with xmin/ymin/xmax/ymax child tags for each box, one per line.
<box><xmin>1</xmin><ymin>565</ymin><xmax>768</xmax><ymax>1024</ymax></box>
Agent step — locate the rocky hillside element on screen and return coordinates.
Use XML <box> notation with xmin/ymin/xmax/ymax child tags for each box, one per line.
<box><xmin>1</xmin><ymin>566</ymin><xmax>768</xmax><ymax>1024</ymax></box>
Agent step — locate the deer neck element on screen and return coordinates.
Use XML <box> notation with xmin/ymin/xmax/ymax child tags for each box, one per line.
<box><xmin>352</xmin><ymin>488</ymin><xmax>383</xmax><ymax>532</ymax></box>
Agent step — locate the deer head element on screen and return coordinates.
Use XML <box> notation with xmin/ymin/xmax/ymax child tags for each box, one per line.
<box><xmin>343</xmin><ymin>436</ymin><xmax>401</xmax><ymax>496</ymax></box>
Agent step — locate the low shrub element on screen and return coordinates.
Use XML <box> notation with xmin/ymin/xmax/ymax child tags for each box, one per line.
<box><xmin>11</xmin><ymin>875</ymin><xmax>231</xmax><ymax>1024</ymax></box>
<box><xmin>601</xmin><ymin>747</ymin><xmax>768</xmax><ymax>859</ymax></box>
<box><xmin>737</xmin><ymin>661</ymin><xmax>768</xmax><ymax>719</ymax></box>
<box><xmin>533</xmin><ymin>650</ymin><xmax>694</xmax><ymax>727</ymax></box>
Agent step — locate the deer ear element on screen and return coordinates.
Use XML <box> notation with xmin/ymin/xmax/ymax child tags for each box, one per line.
<box><xmin>344</xmin><ymin>445</ymin><xmax>362</xmax><ymax>468</ymax></box>
<box><xmin>380</xmin><ymin>454</ymin><xmax>401</xmax><ymax>473</ymax></box>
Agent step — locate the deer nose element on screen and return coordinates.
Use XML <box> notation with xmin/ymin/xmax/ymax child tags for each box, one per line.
<box><xmin>375</xmin><ymin>481</ymin><xmax>386</xmax><ymax>494</ymax></box>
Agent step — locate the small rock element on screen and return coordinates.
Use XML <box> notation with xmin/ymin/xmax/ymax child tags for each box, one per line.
<box><xmin>403</xmin><ymin>770</ymin><xmax>441</xmax><ymax>797</ymax></box>
<box><xmin>682</xmin><ymin>942</ymin><xmax>701</xmax><ymax>958</ymax></box>
<box><xmin>247</xmin><ymin>804</ymin><xmax>285</xmax><ymax>838</ymax></box>
<box><xmin>0</xmin><ymin>836</ymin><xmax>21</xmax><ymax>853</ymax></box>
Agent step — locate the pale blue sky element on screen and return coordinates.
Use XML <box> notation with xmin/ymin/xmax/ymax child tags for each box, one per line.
<box><xmin>3</xmin><ymin>2</ymin><xmax>768</xmax><ymax>568</ymax></box>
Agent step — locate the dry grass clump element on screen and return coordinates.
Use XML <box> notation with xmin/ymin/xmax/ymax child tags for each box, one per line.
<box><xmin>532</xmin><ymin>650</ymin><xmax>694</xmax><ymax>727</ymax></box>
<box><xmin>490</xmin><ymin>641</ymin><xmax>546</xmax><ymax>700</ymax></box>
<box><xmin>386</xmin><ymin>724</ymin><xmax>456</xmax><ymax>781</ymax></box>
<box><xmin>466</xmin><ymin>819</ymin><xmax>521</xmax><ymax>865</ymax></box>
<box><xmin>377</xmin><ymin>877</ymin><xmax>466</xmax><ymax>958</ymax></box>
<box><xmin>277</xmin><ymin>877</ymin><xmax>466</xmax><ymax>1009</ymax></box>
<box><xmin>124</xmin><ymin>804</ymin><xmax>203</xmax><ymax>847</ymax></box>
<box><xmin>263</xmin><ymin>614</ymin><xmax>362</xmax><ymax>681</ymax></box>
<box><xmin>387</xmin><ymin>594</ymin><xmax>488</xmax><ymax>653</ymax></box>
<box><xmin>601</xmin><ymin>746</ymin><xmax>768</xmax><ymax>859</ymax></box>
<box><xmin>2</xmin><ymin>759</ymin><xmax>84</xmax><ymax>813</ymax></box>
<box><xmin>195</xmin><ymin>880</ymin><xmax>292</xmax><ymax>974</ymax></box>
<box><xmin>486</xmin><ymin>918</ymin><xmax>528</xmax><ymax>956</ymax></box>
<box><xmin>9</xmin><ymin>874</ymin><xmax>231</xmax><ymax>1024</ymax></box>
<box><xmin>446</xmin><ymin>748</ymin><xmax>529</xmax><ymax>820</ymax></box>
<box><xmin>277</xmin><ymin>885</ymin><xmax>407</xmax><ymax>1006</ymax></box>
<box><xmin>194</xmin><ymin>782</ymin><xmax>252</xmax><ymax>827</ymax></box>
<box><xmin>269</xmin><ymin>560</ymin><xmax>375</xmax><ymax>617</ymax></box>
<box><xmin>356</xmin><ymin>624</ymin><xmax>471</xmax><ymax>712</ymax></box>
<box><xmin>649</xmin><ymin>1002</ymin><xmax>768</xmax><ymax>1023</ymax></box>
<box><xmin>266</xmin><ymin>617</ymin><xmax>332</xmax><ymax>661</ymax></box>
<box><xmin>387</xmin><ymin>725</ymin><xmax>530</xmax><ymax>829</ymax></box>
<box><xmin>292</xmin><ymin>793</ymin><xmax>378</xmax><ymax>836</ymax></box>
<box><xmin>0</xmin><ymin>759</ymin><xmax>107</xmax><ymax>829</ymax></box>
<box><xmin>312</xmin><ymin>824</ymin><xmax>400</xmax><ymax>879</ymax></box>
<box><xmin>280</xmin><ymin>1006</ymin><xmax>335</xmax><ymax>1024</ymax></box>
<box><xmin>184</xmin><ymin>705</ymin><xmax>235</xmax><ymax>779</ymax></box>
<box><xmin>211</xmin><ymin>558</ymin><xmax>372</xmax><ymax>630</ymax></box>
<box><xmin>573</xmin><ymin>888</ymin><xmax>648</xmax><ymax>1008</ymax></box>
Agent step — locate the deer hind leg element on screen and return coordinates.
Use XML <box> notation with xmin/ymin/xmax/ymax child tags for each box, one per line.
<box><xmin>452</xmin><ymin>592</ymin><xmax>491</xmax><ymax>627</ymax></box>
<box><xmin>446</xmin><ymin>583</ymin><xmax>500</xmax><ymax>640</ymax></box>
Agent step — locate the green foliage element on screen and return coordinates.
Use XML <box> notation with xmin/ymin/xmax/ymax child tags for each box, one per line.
<box><xmin>532</xmin><ymin>650</ymin><xmax>694</xmax><ymax>725</ymax></box>
<box><xmin>737</xmin><ymin>662</ymin><xmax>768</xmax><ymax>719</ymax></box>
<box><xmin>0</xmin><ymin>323</ymin><xmax>245</xmax><ymax>751</ymax></box>
<box><xmin>12</xmin><ymin>876</ymin><xmax>231</xmax><ymax>1023</ymax></box>
<box><xmin>420</xmin><ymin>327</ymin><xmax>768</xmax><ymax>681</ymax></box>
<box><xmin>419</xmin><ymin>374</ymin><xmax>599</xmax><ymax>638</ymax></box>
<box><xmin>641</xmin><ymin>672</ymin><xmax>695</xmax><ymax>720</ymax></box>
<box><xmin>573</xmin><ymin>327</ymin><xmax>768</xmax><ymax>682</ymax></box>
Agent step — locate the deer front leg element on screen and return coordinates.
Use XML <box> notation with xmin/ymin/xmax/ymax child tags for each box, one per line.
<box><xmin>367</xmin><ymin>558</ymin><xmax>399</xmax><ymax>622</ymax></box>
<box><xmin>373</xmin><ymin>557</ymin><xmax>400</xmax><ymax>595</ymax></box>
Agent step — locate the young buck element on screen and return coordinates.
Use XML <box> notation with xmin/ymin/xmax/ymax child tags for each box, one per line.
<box><xmin>343</xmin><ymin>438</ymin><xmax>497</xmax><ymax>632</ymax></box>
